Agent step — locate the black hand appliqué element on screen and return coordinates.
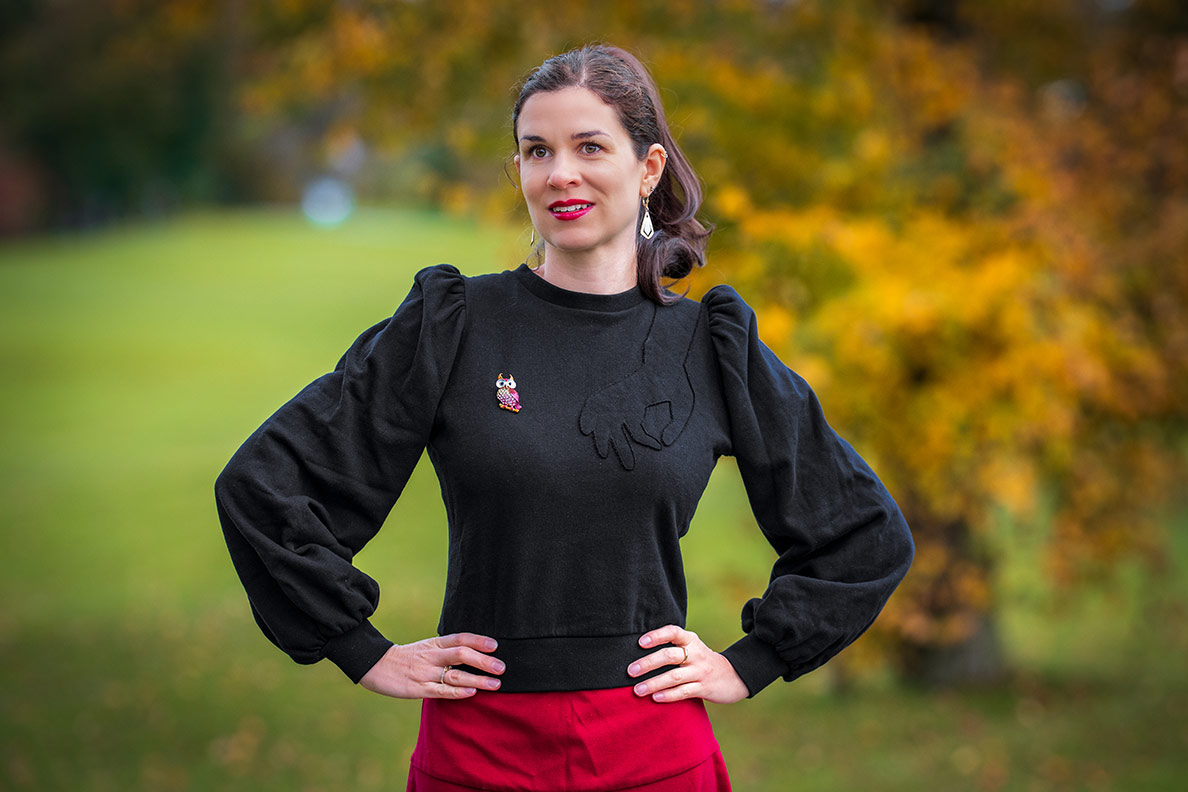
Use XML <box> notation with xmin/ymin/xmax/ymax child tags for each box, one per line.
<box><xmin>579</xmin><ymin>305</ymin><xmax>702</xmax><ymax>471</ymax></box>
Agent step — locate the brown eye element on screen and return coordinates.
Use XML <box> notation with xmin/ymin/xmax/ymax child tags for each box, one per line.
<box><xmin>582</xmin><ymin>143</ymin><xmax>601</xmax><ymax>154</ymax></box>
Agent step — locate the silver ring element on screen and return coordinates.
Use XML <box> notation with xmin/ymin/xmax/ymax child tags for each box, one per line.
<box><xmin>440</xmin><ymin>666</ymin><xmax>451</xmax><ymax>685</ymax></box>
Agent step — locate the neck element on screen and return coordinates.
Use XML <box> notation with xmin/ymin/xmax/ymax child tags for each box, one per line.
<box><xmin>535</xmin><ymin>240</ymin><xmax>638</xmax><ymax>295</ymax></box>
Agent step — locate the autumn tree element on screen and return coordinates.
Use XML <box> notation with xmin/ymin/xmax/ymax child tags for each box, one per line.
<box><xmin>691</xmin><ymin>0</ymin><xmax>1188</xmax><ymax>682</ymax></box>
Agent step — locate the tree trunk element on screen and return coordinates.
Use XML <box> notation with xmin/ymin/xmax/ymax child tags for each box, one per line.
<box><xmin>898</xmin><ymin>611</ymin><xmax>1008</xmax><ymax>688</ymax></box>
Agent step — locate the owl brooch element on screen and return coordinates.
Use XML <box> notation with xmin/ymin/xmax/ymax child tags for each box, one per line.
<box><xmin>495</xmin><ymin>373</ymin><xmax>521</xmax><ymax>413</ymax></box>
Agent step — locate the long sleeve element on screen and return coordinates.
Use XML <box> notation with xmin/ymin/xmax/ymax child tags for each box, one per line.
<box><xmin>702</xmin><ymin>285</ymin><xmax>914</xmax><ymax>697</ymax></box>
<box><xmin>214</xmin><ymin>264</ymin><xmax>466</xmax><ymax>683</ymax></box>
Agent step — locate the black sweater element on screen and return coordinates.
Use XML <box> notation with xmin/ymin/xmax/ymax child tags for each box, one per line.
<box><xmin>215</xmin><ymin>263</ymin><xmax>913</xmax><ymax>696</ymax></box>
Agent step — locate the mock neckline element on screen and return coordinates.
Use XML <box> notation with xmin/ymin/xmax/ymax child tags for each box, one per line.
<box><xmin>513</xmin><ymin>262</ymin><xmax>647</xmax><ymax>312</ymax></box>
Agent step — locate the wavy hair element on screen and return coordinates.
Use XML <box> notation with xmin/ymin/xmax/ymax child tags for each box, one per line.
<box><xmin>512</xmin><ymin>45</ymin><xmax>711</xmax><ymax>304</ymax></box>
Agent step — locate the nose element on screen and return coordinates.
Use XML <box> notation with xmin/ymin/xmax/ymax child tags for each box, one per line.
<box><xmin>546</xmin><ymin>153</ymin><xmax>581</xmax><ymax>190</ymax></box>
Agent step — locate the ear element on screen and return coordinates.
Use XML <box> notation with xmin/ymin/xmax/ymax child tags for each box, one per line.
<box><xmin>514</xmin><ymin>154</ymin><xmax>521</xmax><ymax>176</ymax></box>
<box><xmin>640</xmin><ymin>143</ymin><xmax>667</xmax><ymax>197</ymax></box>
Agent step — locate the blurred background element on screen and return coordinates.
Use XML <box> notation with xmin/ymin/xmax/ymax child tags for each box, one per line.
<box><xmin>2</xmin><ymin>0</ymin><xmax>1186</xmax><ymax>789</ymax></box>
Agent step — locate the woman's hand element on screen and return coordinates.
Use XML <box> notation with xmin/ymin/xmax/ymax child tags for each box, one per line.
<box><xmin>627</xmin><ymin>626</ymin><xmax>749</xmax><ymax>705</ymax></box>
<box><xmin>359</xmin><ymin>633</ymin><xmax>505</xmax><ymax>699</ymax></box>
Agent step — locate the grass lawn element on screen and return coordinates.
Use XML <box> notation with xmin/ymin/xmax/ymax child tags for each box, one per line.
<box><xmin>1</xmin><ymin>208</ymin><xmax>1185</xmax><ymax>791</ymax></box>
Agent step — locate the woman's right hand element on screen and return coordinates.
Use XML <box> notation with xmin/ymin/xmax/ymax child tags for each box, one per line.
<box><xmin>359</xmin><ymin>633</ymin><xmax>505</xmax><ymax>699</ymax></box>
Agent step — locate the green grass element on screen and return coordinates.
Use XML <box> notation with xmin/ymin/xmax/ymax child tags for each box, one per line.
<box><xmin>1</xmin><ymin>208</ymin><xmax>1185</xmax><ymax>791</ymax></box>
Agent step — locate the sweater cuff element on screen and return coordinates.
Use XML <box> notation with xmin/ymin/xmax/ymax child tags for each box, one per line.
<box><xmin>721</xmin><ymin>633</ymin><xmax>788</xmax><ymax>698</ymax></box>
<box><xmin>322</xmin><ymin>621</ymin><xmax>394</xmax><ymax>684</ymax></box>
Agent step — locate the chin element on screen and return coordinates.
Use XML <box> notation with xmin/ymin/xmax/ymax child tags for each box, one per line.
<box><xmin>543</xmin><ymin>233</ymin><xmax>602</xmax><ymax>253</ymax></box>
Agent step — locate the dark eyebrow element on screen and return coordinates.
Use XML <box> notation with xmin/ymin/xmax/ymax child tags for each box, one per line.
<box><xmin>518</xmin><ymin>130</ymin><xmax>611</xmax><ymax>145</ymax></box>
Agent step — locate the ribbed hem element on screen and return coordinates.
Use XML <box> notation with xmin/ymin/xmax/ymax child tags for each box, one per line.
<box><xmin>451</xmin><ymin>633</ymin><xmax>671</xmax><ymax>693</ymax></box>
<box><xmin>513</xmin><ymin>262</ymin><xmax>646</xmax><ymax>312</ymax></box>
<box><xmin>323</xmin><ymin>620</ymin><xmax>394</xmax><ymax>684</ymax></box>
<box><xmin>720</xmin><ymin>633</ymin><xmax>788</xmax><ymax>698</ymax></box>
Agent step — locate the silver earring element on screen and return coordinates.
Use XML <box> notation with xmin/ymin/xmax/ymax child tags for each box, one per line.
<box><xmin>639</xmin><ymin>195</ymin><xmax>655</xmax><ymax>240</ymax></box>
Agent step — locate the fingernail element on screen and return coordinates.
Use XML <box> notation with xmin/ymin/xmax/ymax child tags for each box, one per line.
<box><xmin>485</xmin><ymin>639</ymin><xmax>498</xmax><ymax>651</ymax></box>
<box><xmin>628</xmin><ymin>663</ymin><xmax>641</xmax><ymax>676</ymax></box>
<box><xmin>640</xmin><ymin>635</ymin><xmax>653</xmax><ymax>647</ymax></box>
<box><xmin>487</xmin><ymin>678</ymin><xmax>501</xmax><ymax>690</ymax></box>
<box><xmin>462</xmin><ymin>688</ymin><xmax>477</xmax><ymax>695</ymax></box>
<box><xmin>653</xmin><ymin>692</ymin><xmax>666</xmax><ymax>702</ymax></box>
<box><xmin>492</xmin><ymin>660</ymin><xmax>506</xmax><ymax>673</ymax></box>
<box><xmin>633</xmin><ymin>683</ymin><xmax>648</xmax><ymax>696</ymax></box>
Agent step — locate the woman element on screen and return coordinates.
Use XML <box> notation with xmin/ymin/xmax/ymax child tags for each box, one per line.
<box><xmin>216</xmin><ymin>45</ymin><xmax>913</xmax><ymax>791</ymax></box>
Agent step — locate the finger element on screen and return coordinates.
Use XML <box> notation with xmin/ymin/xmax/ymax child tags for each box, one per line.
<box><xmin>627</xmin><ymin>645</ymin><xmax>689</xmax><ymax>678</ymax></box>
<box><xmin>638</xmin><ymin>625</ymin><xmax>690</xmax><ymax>650</ymax></box>
<box><xmin>445</xmin><ymin>646</ymin><xmax>507</xmax><ymax>676</ymax></box>
<box><xmin>436</xmin><ymin>633</ymin><xmax>499</xmax><ymax>653</ymax></box>
<box><xmin>431</xmin><ymin>680</ymin><xmax>479</xmax><ymax>699</ymax></box>
<box><xmin>662</xmin><ymin>388</ymin><xmax>694</xmax><ymax>445</ymax></box>
<box><xmin>442</xmin><ymin>666</ymin><xmax>502</xmax><ymax>691</ymax></box>
<box><xmin>592</xmin><ymin>424</ymin><xmax>611</xmax><ymax>458</ymax></box>
<box><xmin>627</xmin><ymin>421</ymin><xmax>662</xmax><ymax>450</ymax></box>
<box><xmin>609</xmin><ymin>424</ymin><xmax>637</xmax><ymax>471</ymax></box>
<box><xmin>650</xmin><ymin>682</ymin><xmax>702</xmax><ymax>703</ymax></box>
<box><xmin>632</xmin><ymin>665</ymin><xmax>695</xmax><ymax>698</ymax></box>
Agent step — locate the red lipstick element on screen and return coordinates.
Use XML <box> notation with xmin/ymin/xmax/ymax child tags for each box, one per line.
<box><xmin>549</xmin><ymin>199</ymin><xmax>594</xmax><ymax>221</ymax></box>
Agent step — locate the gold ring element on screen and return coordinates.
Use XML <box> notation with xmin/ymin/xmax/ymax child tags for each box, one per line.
<box><xmin>680</xmin><ymin>645</ymin><xmax>689</xmax><ymax>664</ymax></box>
<box><xmin>440</xmin><ymin>666</ymin><xmax>450</xmax><ymax>685</ymax></box>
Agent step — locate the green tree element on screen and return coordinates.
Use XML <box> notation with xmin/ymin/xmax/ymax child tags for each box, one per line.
<box><xmin>0</xmin><ymin>0</ymin><xmax>243</xmax><ymax>225</ymax></box>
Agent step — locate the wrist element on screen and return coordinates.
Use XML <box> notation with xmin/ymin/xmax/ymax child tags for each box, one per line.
<box><xmin>720</xmin><ymin>633</ymin><xmax>787</xmax><ymax>698</ymax></box>
<box><xmin>324</xmin><ymin>621</ymin><xmax>394</xmax><ymax>684</ymax></box>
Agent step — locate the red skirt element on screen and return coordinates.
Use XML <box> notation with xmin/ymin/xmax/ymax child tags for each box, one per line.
<box><xmin>407</xmin><ymin>686</ymin><xmax>732</xmax><ymax>792</ymax></box>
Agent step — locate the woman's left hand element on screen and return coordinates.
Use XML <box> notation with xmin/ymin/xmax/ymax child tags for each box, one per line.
<box><xmin>627</xmin><ymin>625</ymin><xmax>749</xmax><ymax>704</ymax></box>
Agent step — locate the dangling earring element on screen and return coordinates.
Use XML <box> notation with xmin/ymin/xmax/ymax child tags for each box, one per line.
<box><xmin>639</xmin><ymin>193</ymin><xmax>655</xmax><ymax>240</ymax></box>
<box><xmin>530</xmin><ymin>227</ymin><xmax>536</xmax><ymax>245</ymax></box>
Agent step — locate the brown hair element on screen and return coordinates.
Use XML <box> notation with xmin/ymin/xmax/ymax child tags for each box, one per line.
<box><xmin>512</xmin><ymin>45</ymin><xmax>711</xmax><ymax>305</ymax></box>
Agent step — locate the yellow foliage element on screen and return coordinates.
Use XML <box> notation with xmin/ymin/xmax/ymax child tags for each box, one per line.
<box><xmin>332</xmin><ymin>9</ymin><xmax>388</xmax><ymax>75</ymax></box>
<box><xmin>713</xmin><ymin>184</ymin><xmax>751</xmax><ymax>222</ymax></box>
<box><xmin>854</xmin><ymin>129</ymin><xmax>891</xmax><ymax>167</ymax></box>
<box><xmin>439</xmin><ymin>183</ymin><xmax>474</xmax><ymax>217</ymax></box>
<box><xmin>754</xmin><ymin>303</ymin><xmax>795</xmax><ymax>349</ymax></box>
<box><xmin>978</xmin><ymin>455</ymin><xmax>1038</xmax><ymax>519</ymax></box>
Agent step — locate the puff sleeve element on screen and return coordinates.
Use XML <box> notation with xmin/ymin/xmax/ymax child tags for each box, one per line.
<box><xmin>703</xmin><ymin>285</ymin><xmax>913</xmax><ymax>697</ymax></box>
<box><xmin>214</xmin><ymin>264</ymin><xmax>465</xmax><ymax>683</ymax></box>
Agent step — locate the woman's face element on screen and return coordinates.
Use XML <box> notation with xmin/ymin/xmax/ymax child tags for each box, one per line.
<box><xmin>515</xmin><ymin>87</ymin><xmax>653</xmax><ymax>265</ymax></box>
